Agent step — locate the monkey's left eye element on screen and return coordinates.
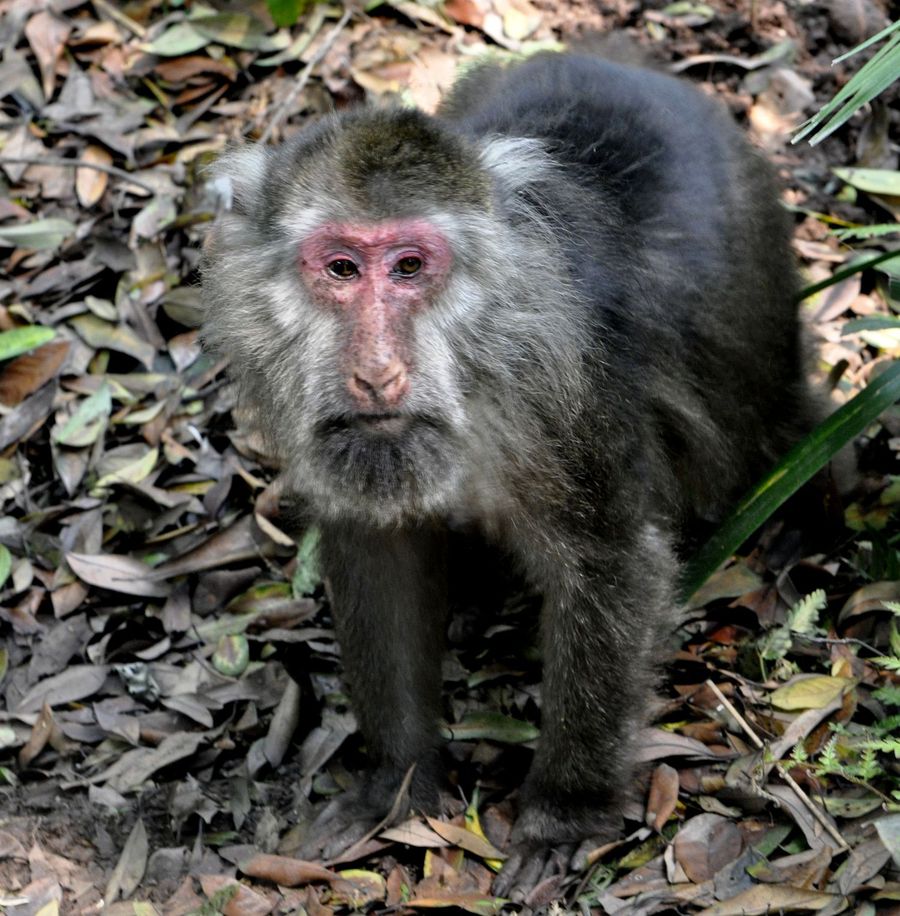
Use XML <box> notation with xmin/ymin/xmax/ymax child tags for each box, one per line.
<box><xmin>393</xmin><ymin>256</ymin><xmax>422</xmax><ymax>276</ymax></box>
<box><xmin>327</xmin><ymin>259</ymin><xmax>359</xmax><ymax>279</ymax></box>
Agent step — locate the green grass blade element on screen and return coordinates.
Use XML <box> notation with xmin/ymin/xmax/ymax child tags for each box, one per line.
<box><xmin>681</xmin><ymin>360</ymin><xmax>900</xmax><ymax>600</ymax></box>
<box><xmin>793</xmin><ymin>27</ymin><xmax>900</xmax><ymax>144</ymax></box>
<box><xmin>833</xmin><ymin>19</ymin><xmax>900</xmax><ymax>64</ymax></box>
<box><xmin>796</xmin><ymin>249</ymin><xmax>900</xmax><ymax>302</ymax></box>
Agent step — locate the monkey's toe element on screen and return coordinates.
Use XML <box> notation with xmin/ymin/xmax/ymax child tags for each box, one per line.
<box><xmin>491</xmin><ymin>842</ymin><xmax>574</xmax><ymax>902</ymax></box>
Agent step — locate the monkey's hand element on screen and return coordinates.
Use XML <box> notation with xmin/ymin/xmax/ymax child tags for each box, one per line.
<box><xmin>492</xmin><ymin>802</ymin><xmax>621</xmax><ymax>902</ymax></box>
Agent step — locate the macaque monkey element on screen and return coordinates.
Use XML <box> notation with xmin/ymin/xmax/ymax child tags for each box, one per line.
<box><xmin>202</xmin><ymin>52</ymin><xmax>813</xmax><ymax>895</ymax></box>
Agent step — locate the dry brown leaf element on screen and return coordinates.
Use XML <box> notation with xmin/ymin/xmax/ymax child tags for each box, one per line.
<box><xmin>407</xmin><ymin>48</ymin><xmax>460</xmax><ymax>113</ymax></box>
<box><xmin>154</xmin><ymin>515</ymin><xmax>277</xmax><ymax>578</ymax></box>
<box><xmin>381</xmin><ymin>818</ymin><xmax>451</xmax><ymax>848</ymax></box>
<box><xmin>16</xmin><ymin>665</ymin><xmax>109</xmax><ymax>714</ymax></box>
<box><xmin>444</xmin><ymin>0</ymin><xmax>486</xmax><ymax>27</ymax></box>
<box><xmin>198</xmin><ymin>874</ymin><xmax>275</xmax><ymax>916</ymax></box>
<box><xmin>696</xmin><ymin>884</ymin><xmax>843</xmax><ymax>915</ymax></box>
<box><xmin>425</xmin><ymin>818</ymin><xmax>505</xmax><ymax>860</ymax></box>
<box><xmin>672</xmin><ymin>814</ymin><xmax>743</xmax><ymax>883</ymax></box>
<box><xmin>768</xmin><ymin>785</ymin><xmax>841</xmax><ymax>853</ymax></box>
<box><xmin>76</xmin><ymin>146</ymin><xmax>113</xmax><ymax>207</ymax></box>
<box><xmin>0</xmin><ymin>341</ymin><xmax>69</xmax><ymax>407</ymax></box>
<box><xmin>105</xmin><ymin>818</ymin><xmax>148</xmax><ymax>903</ymax></box>
<box><xmin>19</xmin><ymin>703</ymin><xmax>55</xmax><ymax>768</ymax></box>
<box><xmin>0</xmin><ymin>830</ymin><xmax>28</xmax><ymax>860</ymax></box>
<box><xmin>0</xmin><ymin>381</ymin><xmax>57</xmax><ymax>451</ymax></box>
<box><xmin>645</xmin><ymin>763</ymin><xmax>679</xmax><ymax>832</ymax></box>
<box><xmin>239</xmin><ymin>852</ymin><xmax>339</xmax><ymax>886</ymax></box>
<box><xmin>637</xmin><ymin>728</ymin><xmax>725</xmax><ymax>761</ymax></box>
<box><xmin>66</xmin><ymin>552</ymin><xmax>171</xmax><ymax>598</ymax></box>
<box><xmin>100</xmin><ymin>732</ymin><xmax>206</xmax><ymax>793</ymax></box>
<box><xmin>263</xmin><ymin>677</ymin><xmax>301</xmax><ymax>768</ymax></box>
<box><xmin>839</xmin><ymin>580</ymin><xmax>900</xmax><ymax>621</ymax></box>
<box><xmin>24</xmin><ymin>10</ymin><xmax>71</xmax><ymax>99</ymax></box>
<box><xmin>751</xmin><ymin>847</ymin><xmax>832</xmax><ymax>887</ymax></box>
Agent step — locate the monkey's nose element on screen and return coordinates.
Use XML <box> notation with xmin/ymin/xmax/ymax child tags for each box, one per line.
<box><xmin>349</xmin><ymin>361</ymin><xmax>409</xmax><ymax>407</ymax></box>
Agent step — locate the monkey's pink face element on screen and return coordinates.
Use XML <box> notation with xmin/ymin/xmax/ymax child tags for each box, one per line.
<box><xmin>298</xmin><ymin>220</ymin><xmax>452</xmax><ymax>431</ymax></box>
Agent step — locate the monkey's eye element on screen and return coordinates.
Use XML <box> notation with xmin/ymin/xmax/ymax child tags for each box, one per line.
<box><xmin>393</xmin><ymin>256</ymin><xmax>422</xmax><ymax>277</ymax></box>
<box><xmin>327</xmin><ymin>259</ymin><xmax>359</xmax><ymax>279</ymax></box>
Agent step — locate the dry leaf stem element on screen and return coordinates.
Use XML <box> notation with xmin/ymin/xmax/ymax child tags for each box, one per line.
<box><xmin>0</xmin><ymin>157</ymin><xmax>156</xmax><ymax>194</ymax></box>
<box><xmin>705</xmin><ymin>679</ymin><xmax>849</xmax><ymax>850</ymax></box>
<box><xmin>260</xmin><ymin>7</ymin><xmax>353</xmax><ymax>144</ymax></box>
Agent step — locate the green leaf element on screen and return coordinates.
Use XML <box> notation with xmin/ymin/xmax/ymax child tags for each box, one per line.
<box><xmin>291</xmin><ymin>526</ymin><xmax>321</xmax><ymax>597</ymax></box>
<box><xmin>0</xmin><ymin>218</ymin><xmax>76</xmax><ymax>250</ymax></box>
<box><xmin>141</xmin><ymin>22</ymin><xmax>208</xmax><ymax>56</ymax></box>
<box><xmin>267</xmin><ymin>0</ymin><xmax>309</xmax><ymax>27</ymax></box>
<box><xmin>770</xmin><ymin>675</ymin><xmax>852</xmax><ymax>710</ymax></box>
<box><xmin>788</xmin><ymin>589</ymin><xmax>826</xmax><ymax>635</ymax></box>
<box><xmin>190</xmin><ymin>13</ymin><xmax>280</xmax><ymax>51</ymax></box>
<box><xmin>842</xmin><ymin>315</ymin><xmax>900</xmax><ymax>334</ymax></box>
<box><xmin>682</xmin><ymin>361</ymin><xmax>900</xmax><ymax>599</ymax></box>
<box><xmin>52</xmin><ymin>383</ymin><xmax>112</xmax><ymax>447</ymax></box>
<box><xmin>833</xmin><ymin>223</ymin><xmax>900</xmax><ymax>241</ymax></box>
<box><xmin>834</xmin><ymin>168</ymin><xmax>900</xmax><ymax>197</ymax></box>
<box><xmin>0</xmin><ymin>326</ymin><xmax>55</xmax><ymax>361</ymax></box>
<box><xmin>442</xmin><ymin>712</ymin><xmax>539</xmax><ymax>744</ymax></box>
<box><xmin>0</xmin><ymin>545</ymin><xmax>11</xmax><ymax>590</ymax></box>
<box><xmin>212</xmin><ymin>634</ymin><xmax>250</xmax><ymax>677</ymax></box>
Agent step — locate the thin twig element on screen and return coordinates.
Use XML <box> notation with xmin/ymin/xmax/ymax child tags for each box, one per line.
<box><xmin>706</xmin><ymin>679</ymin><xmax>849</xmax><ymax>851</ymax></box>
<box><xmin>0</xmin><ymin>156</ymin><xmax>156</xmax><ymax>194</ymax></box>
<box><xmin>260</xmin><ymin>7</ymin><xmax>353</xmax><ymax>144</ymax></box>
<box><xmin>92</xmin><ymin>0</ymin><xmax>147</xmax><ymax>38</ymax></box>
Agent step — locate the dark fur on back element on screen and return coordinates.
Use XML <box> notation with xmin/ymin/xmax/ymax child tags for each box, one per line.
<box><xmin>441</xmin><ymin>53</ymin><xmax>810</xmax><ymax>526</ymax></box>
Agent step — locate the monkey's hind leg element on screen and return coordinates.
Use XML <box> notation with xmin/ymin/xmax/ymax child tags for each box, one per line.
<box><xmin>298</xmin><ymin>522</ymin><xmax>449</xmax><ymax>861</ymax></box>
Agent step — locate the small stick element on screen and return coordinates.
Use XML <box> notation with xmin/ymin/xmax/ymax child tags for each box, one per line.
<box><xmin>0</xmin><ymin>156</ymin><xmax>156</xmax><ymax>194</ymax></box>
<box><xmin>92</xmin><ymin>0</ymin><xmax>147</xmax><ymax>38</ymax></box>
<box><xmin>260</xmin><ymin>7</ymin><xmax>353</xmax><ymax>144</ymax></box>
<box><xmin>706</xmin><ymin>679</ymin><xmax>849</xmax><ymax>851</ymax></box>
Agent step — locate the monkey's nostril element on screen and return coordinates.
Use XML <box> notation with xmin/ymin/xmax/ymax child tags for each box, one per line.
<box><xmin>349</xmin><ymin>363</ymin><xmax>409</xmax><ymax>406</ymax></box>
<box><xmin>351</xmin><ymin>371</ymin><xmax>377</xmax><ymax>396</ymax></box>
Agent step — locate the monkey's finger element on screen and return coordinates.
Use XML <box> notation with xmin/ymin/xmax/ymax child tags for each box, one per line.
<box><xmin>493</xmin><ymin>845</ymin><xmax>552</xmax><ymax>901</ymax></box>
<box><xmin>540</xmin><ymin>843</ymin><xmax>573</xmax><ymax>883</ymax></box>
<box><xmin>571</xmin><ymin>835</ymin><xmax>606</xmax><ymax>871</ymax></box>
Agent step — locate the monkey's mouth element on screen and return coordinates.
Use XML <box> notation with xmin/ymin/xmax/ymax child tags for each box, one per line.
<box><xmin>317</xmin><ymin>413</ymin><xmax>419</xmax><ymax>437</ymax></box>
<box><xmin>353</xmin><ymin>413</ymin><xmax>411</xmax><ymax>435</ymax></box>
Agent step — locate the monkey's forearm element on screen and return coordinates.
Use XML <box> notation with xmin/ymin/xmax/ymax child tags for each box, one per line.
<box><xmin>319</xmin><ymin>523</ymin><xmax>448</xmax><ymax>794</ymax></box>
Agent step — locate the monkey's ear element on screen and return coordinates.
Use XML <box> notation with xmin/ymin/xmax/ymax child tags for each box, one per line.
<box><xmin>206</xmin><ymin>145</ymin><xmax>272</xmax><ymax>216</ymax></box>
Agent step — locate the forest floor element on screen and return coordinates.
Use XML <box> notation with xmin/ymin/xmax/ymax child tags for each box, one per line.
<box><xmin>0</xmin><ymin>0</ymin><xmax>899</xmax><ymax>913</ymax></box>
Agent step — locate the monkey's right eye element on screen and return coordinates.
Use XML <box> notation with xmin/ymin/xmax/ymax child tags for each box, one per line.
<box><xmin>327</xmin><ymin>259</ymin><xmax>359</xmax><ymax>279</ymax></box>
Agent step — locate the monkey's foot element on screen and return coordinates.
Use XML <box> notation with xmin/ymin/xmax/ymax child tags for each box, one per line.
<box><xmin>491</xmin><ymin>841</ymin><xmax>575</xmax><ymax>902</ymax></box>
<box><xmin>296</xmin><ymin>794</ymin><xmax>386</xmax><ymax>862</ymax></box>
<box><xmin>298</xmin><ymin>762</ymin><xmax>443</xmax><ymax>862</ymax></box>
<box><xmin>492</xmin><ymin>801</ymin><xmax>622</xmax><ymax>902</ymax></box>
